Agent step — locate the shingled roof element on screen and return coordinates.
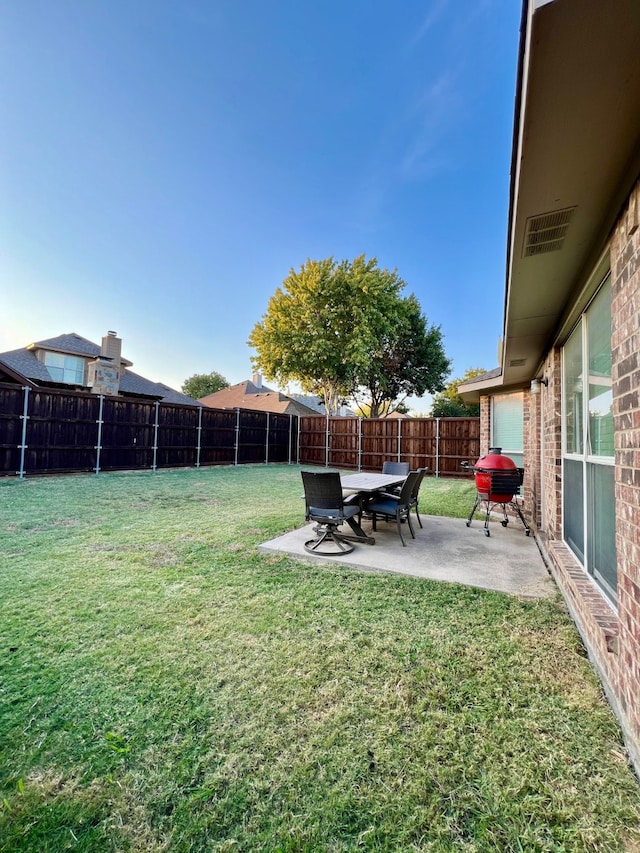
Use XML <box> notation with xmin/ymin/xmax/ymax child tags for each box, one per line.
<box><xmin>199</xmin><ymin>379</ymin><xmax>319</xmax><ymax>416</ymax></box>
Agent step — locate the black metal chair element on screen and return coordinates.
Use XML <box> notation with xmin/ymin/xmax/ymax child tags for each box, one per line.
<box><xmin>409</xmin><ymin>467</ymin><xmax>428</xmax><ymax>528</ymax></box>
<box><xmin>381</xmin><ymin>461</ymin><xmax>410</xmax><ymax>495</ymax></box>
<box><xmin>382</xmin><ymin>461</ymin><xmax>410</xmax><ymax>476</ymax></box>
<box><xmin>301</xmin><ymin>471</ymin><xmax>374</xmax><ymax>555</ymax></box>
<box><xmin>365</xmin><ymin>470</ymin><xmax>422</xmax><ymax>547</ymax></box>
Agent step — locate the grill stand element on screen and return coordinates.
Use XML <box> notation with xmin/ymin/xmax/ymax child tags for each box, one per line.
<box><xmin>462</xmin><ymin>464</ymin><xmax>531</xmax><ymax>537</ymax></box>
<box><xmin>465</xmin><ymin>492</ymin><xmax>531</xmax><ymax>537</ymax></box>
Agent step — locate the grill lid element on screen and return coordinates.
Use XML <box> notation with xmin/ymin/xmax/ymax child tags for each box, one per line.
<box><xmin>473</xmin><ymin>447</ymin><xmax>517</xmax><ymax>473</ymax></box>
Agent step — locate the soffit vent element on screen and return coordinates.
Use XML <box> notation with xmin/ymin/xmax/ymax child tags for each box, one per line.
<box><xmin>509</xmin><ymin>358</ymin><xmax>527</xmax><ymax>367</ymax></box>
<box><xmin>522</xmin><ymin>207</ymin><xmax>576</xmax><ymax>257</ymax></box>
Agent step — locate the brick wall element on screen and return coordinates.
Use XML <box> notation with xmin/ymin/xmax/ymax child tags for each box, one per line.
<box><xmin>523</xmin><ymin>387</ymin><xmax>541</xmax><ymax>526</ymax></box>
<box><xmin>522</xmin><ymin>389</ymin><xmax>536</xmax><ymax>524</ymax></box>
<box><xmin>610</xmin><ymin>178</ymin><xmax>640</xmax><ymax>768</ymax></box>
<box><xmin>541</xmin><ymin>349</ymin><xmax>562</xmax><ymax>540</ymax></box>
<box><xmin>479</xmin><ymin>396</ymin><xmax>491</xmax><ymax>455</ymax></box>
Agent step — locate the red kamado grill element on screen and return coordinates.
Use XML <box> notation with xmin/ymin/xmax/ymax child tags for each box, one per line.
<box><xmin>461</xmin><ymin>447</ymin><xmax>530</xmax><ymax>537</ymax></box>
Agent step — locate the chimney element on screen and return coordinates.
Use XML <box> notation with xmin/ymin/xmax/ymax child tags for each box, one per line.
<box><xmin>252</xmin><ymin>372</ymin><xmax>262</xmax><ymax>389</ymax></box>
<box><xmin>87</xmin><ymin>331</ymin><xmax>122</xmax><ymax>395</ymax></box>
<box><xmin>101</xmin><ymin>330</ymin><xmax>122</xmax><ymax>364</ymax></box>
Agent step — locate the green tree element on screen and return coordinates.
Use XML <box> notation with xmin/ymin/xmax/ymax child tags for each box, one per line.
<box><xmin>182</xmin><ymin>371</ymin><xmax>230</xmax><ymax>399</ymax></box>
<box><xmin>353</xmin><ymin>294</ymin><xmax>450</xmax><ymax>417</ymax></box>
<box><xmin>248</xmin><ymin>255</ymin><xmax>450</xmax><ymax>416</ymax></box>
<box><xmin>353</xmin><ymin>401</ymin><xmax>410</xmax><ymax>418</ymax></box>
<box><xmin>430</xmin><ymin>367</ymin><xmax>487</xmax><ymax>417</ymax></box>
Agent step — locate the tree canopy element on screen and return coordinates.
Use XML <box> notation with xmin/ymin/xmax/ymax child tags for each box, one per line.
<box><xmin>353</xmin><ymin>293</ymin><xmax>450</xmax><ymax>418</ymax></box>
<box><xmin>248</xmin><ymin>255</ymin><xmax>450</xmax><ymax>416</ymax></box>
<box><xmin>430</xmin><ymin>367</ymin><xmax>487</xmax><ymax>417</ymax></box>
<box><xmin>353</xmin><ymin>401</ymin><xmax>410</xmax><ymax>418</ymax></box>
<box><xmin>182</xmin><ymin>371</ymin><xmax>230</xmax><ymax>400</ymax></box>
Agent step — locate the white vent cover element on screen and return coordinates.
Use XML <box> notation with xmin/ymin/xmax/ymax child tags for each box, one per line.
<box><xmin>523</xmin><ymin>207</ymin><xmax>575</xmax><ymax>257</ymax></box>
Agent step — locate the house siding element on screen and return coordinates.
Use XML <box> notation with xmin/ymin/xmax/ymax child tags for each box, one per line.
<box><xmin>479</xmin><ymin>179</ymin><xmax>640</xmax><ymax>772</ymax></box>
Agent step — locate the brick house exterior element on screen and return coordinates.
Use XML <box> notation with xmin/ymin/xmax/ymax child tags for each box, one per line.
<box><xmin>460</xmin><ymin>0</ymin><xmax>640</xmax><ymax>772</ymax></box>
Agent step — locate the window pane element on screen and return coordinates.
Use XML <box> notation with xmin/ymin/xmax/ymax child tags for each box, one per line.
<box><xmin>563</xmin><ymin>458</ymin><xmax>584</xmax><ymax>563</ymax></box>
<box><xmin>588</xmin><ymin>463</ymin><xmax>616</xmax><ymax>599</ymax></box>
<box><xmin>492</xmin><ymin>393</ymin><xmax>524</xmax><ymax>489</ymax></box>
<box><xmin>562</xmin><ymin>276</ymin><xmax>616</xmax><ymax>602</ymax></box>
<box><xmin>587</xmin><ymin>279</ymin><xmax>613</xmax><ymax>457</ymax></box>
<box><xmin>563</xmin><ymin>324</ymin><xmax>583</xmax><ymax>454</ymax></box>
<box><xmin>63</xmin><ymin>356</ymin><xmax>85</xmax><ymax>384</ymax></box>
<box><xmin>43</xmin><ymin>352</ymin><xmax>64</xmax><ymax>381</ymax></box>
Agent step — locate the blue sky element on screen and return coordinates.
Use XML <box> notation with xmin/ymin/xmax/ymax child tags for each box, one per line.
<box><xmin>1</xmin><ymin>1</ymin><xmax>521</xmax><ymax>410</ymax></box>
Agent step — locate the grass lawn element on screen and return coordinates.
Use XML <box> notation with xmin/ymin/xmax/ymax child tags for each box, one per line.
<box><xmin>1</xmin><ymin>465</ymin><xmax>639</xmax><ymax>852</ymax></box>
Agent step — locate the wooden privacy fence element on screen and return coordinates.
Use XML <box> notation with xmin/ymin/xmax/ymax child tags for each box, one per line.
<box><xmin>0</xmin><ymin>383</ymin><xmax>479</xmax><ymax>478</ymax></box>
<box><xmin>0</xmin><ymin>384</ymin><xmax>298</xmax><ymax>478</ymax></box>
<box><xmin>298</xmin><ymin>415</ymin><xmax>479</xmax><ymax>477</ymax></box>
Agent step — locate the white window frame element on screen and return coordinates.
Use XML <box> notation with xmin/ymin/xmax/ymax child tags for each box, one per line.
<box><xmin>561</xmin><ymin>274</ymin><xmax>616</xmax><ymax>603</ymax></box>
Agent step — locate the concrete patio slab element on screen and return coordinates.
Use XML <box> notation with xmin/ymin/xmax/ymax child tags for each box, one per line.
<box><xmin>259</xmin><ymin>514</ymin><xmax>557</xmax><ymax>599</ymax></box>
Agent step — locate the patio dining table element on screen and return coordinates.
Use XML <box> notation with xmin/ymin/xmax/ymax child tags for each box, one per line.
<box><xmin>340</xmin><ymin>472</ymin><xmax>407</xmax><ymax>494</ymax></box>
<box><xmin>338</xmin><ymin>472</ymin><xmax>408</xmax><ymax>546</ymax></box>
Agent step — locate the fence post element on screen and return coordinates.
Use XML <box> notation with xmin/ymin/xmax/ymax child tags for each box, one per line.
<box><xmin>325</xmin><ymin>415</ymin><xmax>330</xmax><ymax>468</ymax></box>
<box><xmin>17</xmin><ymin>385</ymin><xmax>30</xmax><ymax>479</ymax></box>
<box><xmin>435</xmin><ymin>417</ymin><xmax>440</xmax><ymax>478</ymax></box>
<box><xmin>152</xmin><ymin>401</ymin><xmax>160</xmax><ymax>472</ymax></box>
<box><xmin>195</xmin><ymin>405</ymin><xmax>202</xmax><ymax>468</ymax></box>
<box><xmin>265</xmin><ymin>412</ymin><xmax>270</xmax><ymax>464</ymax></box>
<box><xmin>357</xmin><ymin>417</ymin><xmax>362</xmax><ymax>471</ymax></box>
<box><xmin>234</xmin><ymin>408</ymin><xmax>240</xmax><ymax>466</ymax></box>
<box><xmin>288</xmin><ymin>414</ymin><xmax>293</xmax><ymax>465</ymax></box>
<box><xmin>94</xmin><ymin>394</ymin><xmax>105</xmax><ymax>475</ymax></box>
<box><xmin>397</xmin><ymin>419</ymin><xmax>402</xmax><ymax>462</ymax></box>
<box><xmin>296</xmin><ymin>415</ymin><xmax>301</xmax><ymax>465</ymax></box>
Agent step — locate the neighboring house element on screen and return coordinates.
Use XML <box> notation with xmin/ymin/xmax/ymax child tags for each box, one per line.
<box><xmin>199</xmin><ymin>374</ymin><xmax>319</xmax><ymax>417</ymax></box>
<box><xmin>0</xmin><ymin>331</ymin><xmax>198</xmax><ymax>405</ymax></box>
<box><xmin>288</xmin><ymin>393</ymin><xmax>357</xmax><ymax>417</ymax></box>
<box><xmin>459</xmin><ymin>0</ymin><xmax>640</xmax><ymax>771</ymax></box>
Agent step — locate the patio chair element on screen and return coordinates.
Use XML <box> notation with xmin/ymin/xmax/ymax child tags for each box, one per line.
<box><xmin>409</xmin><ymin>467</ymin><xmax>428</xmax><ymax>528</ymax></box>
<box><xmin>301</xmin><ymin>471</ymin><xmax>374</xmax><ymax>555</ymax></box>
<box><xmin>365</xmin><ymin>470</ymin><xmax>422</xmax><ymax>547</ymax></box>
<box><xmin>382</xmin><ymin>460</ymin><xmax>410</xmax><ymax>476</ymax></box>
<box><xmin>381</xmin><ymin>460</ymin><xmax>410</xmax><ymax>495</ymax></box>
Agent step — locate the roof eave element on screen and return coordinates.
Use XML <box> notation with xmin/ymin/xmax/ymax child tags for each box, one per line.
<box><xmin>500</xmin><ymin>0</ymin><xmax>640</xmax><ymax>387</ymax></box>
<box><xmin>458</xmin><ymin>373</ymin><xmax>506</xmax><ymax>404</ymax></box>
<box><xmin>0</xmin><ymin>359</ymin><xmax>36</xmax><ymax>387</ymax></box>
